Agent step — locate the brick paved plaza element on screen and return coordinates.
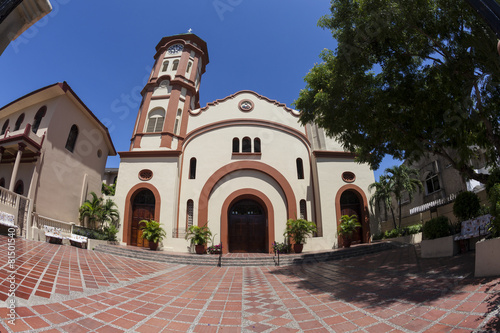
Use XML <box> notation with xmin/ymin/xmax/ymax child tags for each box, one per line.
<box><xmin>0</xmin><ymin>235</ymin><xmax>499</xmax><ymax>332</ymax></box>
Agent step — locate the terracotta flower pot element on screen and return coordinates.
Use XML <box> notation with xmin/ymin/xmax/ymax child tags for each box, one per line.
<box><xmin>342</xmin><ymin>236</ymin><xmax>352</xmax><ymax>248</ymax></box>
<box><xmin>149</xmin><ymin>241</ymin><xmax>159</xmax><ymax>251</ymax></box>
<box><xmin>293</xmin><ymin>243</ymin><xmax>304</xmax><ymax>254</ymax></box>
<box><xmin>195</xmin><ymin>244</ymin><xmax>206</xmax><ymax>254</ymax></box>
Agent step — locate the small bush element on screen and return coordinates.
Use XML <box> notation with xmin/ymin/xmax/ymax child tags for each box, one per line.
<box><xmin>384</xmin><ymin>228</ymin><xmax>401</xmax><ymax>239</ymax></box>
<box><xmin>403</xmin><ymin>224</ymin><xmax>423</xmax><ymax>235</ymax></box>
<box><xmin>453</xmin><ymin>191</ymin><xmax>481</xmax><ymax>221</ymax></box>
<box><xmin>372</xmin><ymin>233</ymin><xmax>383</xmax><ymax>241</ymax></box>
<box><xmin>423</xmin><ymin>216</ymin><xmax>451</xmax><ymax>240</ymax></box>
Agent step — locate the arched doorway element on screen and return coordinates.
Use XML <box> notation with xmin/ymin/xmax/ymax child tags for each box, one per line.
<box><xmin>340</xmin><ymin>190</ymin><xmax>363</xmax><ymax>244</ymax></box>
<box><xmin>131</xmin><ymin>189</ymin><xmax>155</xmax><ymax>247</ymax></box>
<box><xmin>228</xmin><ymin>199</ymin><xmax>267</xmax><ymax>253</ymax></box>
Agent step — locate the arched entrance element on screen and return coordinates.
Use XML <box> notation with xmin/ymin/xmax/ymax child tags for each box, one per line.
<box><xmin>131</xmin><ymin>189</ymin><xmax>155</xmax><ymax>247</ymax></box>
<box><xmin>228</xmin><ymin>199</ymin><xmax>267</xmax><ymax>253</ymax></box>
<box><xmin>340</xmin><ymin>190</ymin><xmax>363</xmax><ymax>244</ymax></box>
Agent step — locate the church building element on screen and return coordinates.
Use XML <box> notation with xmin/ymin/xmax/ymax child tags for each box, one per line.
<box><xmin>113</xmin><ymin>33</ymin><xmax>376</xmax><ymax>253</ymax></box>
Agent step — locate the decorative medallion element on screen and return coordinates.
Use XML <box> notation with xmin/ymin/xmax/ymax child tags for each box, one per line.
<box><xmin>139</xmin><ymin>169</ymin><xmax>153</xmax><ymax>181</ymax></box>
<box><xmin>238</xmin><ymin>99</ymin><xmax>254</xmax><ymax>112</ymax></box>
<box><xmin>342</xmin><ymin>171</ymin><xmax>356</xmax><ymax>183</ymax></box>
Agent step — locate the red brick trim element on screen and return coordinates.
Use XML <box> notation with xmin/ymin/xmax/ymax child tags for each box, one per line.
<box><xmin>119</xmin><ymin>150</ymin><xmax>182</xmax><ymax>158</ymax></box>
<box><xmin>313</xmin><ymin>151</ymin><xmax>357</xmax><ymax>159</ymax></box>
<box><xmin>122</xmin><ymin>183</ymin><xmax>162</xmax><ymax>246</ymax></box>
<box><xmin>335</xmin><ymin>184</ymin><xmax>371</xmax><ymax>247</ymax></box>
<box><xmin>198</xmin><ymin>160</ymin><xmax>297</xmax><ymax>232</ymax></box>
<box><xmin>220</xmin><ymin>189</ymin><xmax>275</xmax><ymax>254</ymax></box>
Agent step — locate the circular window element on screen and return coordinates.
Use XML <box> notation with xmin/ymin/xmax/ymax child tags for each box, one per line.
<box><xmin>342</xmin><ymin>171</ymin><xmax>356</xmax><ymax>183</ymax></box>
<box><xmin>139</xmin><ymin>169</ymin><xmax>153</xmax><ymax>181</ymax></box>
<box><xmin>238</xmin><ymin>100</ymin><xmax>254</xmax><ymax>112</ymax></box>
<box><xmin>97</xmin><ymin>149</ymin><xmax>102</xmax><ymax>158</ymax></box>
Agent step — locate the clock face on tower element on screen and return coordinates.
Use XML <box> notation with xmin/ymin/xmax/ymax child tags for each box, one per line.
<box><xmin>167</xmin><ymin>44</ymin><xmax>184</xmax><ymax>54</ymax></box>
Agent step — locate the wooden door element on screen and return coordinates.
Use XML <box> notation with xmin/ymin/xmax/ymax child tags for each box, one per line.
<box><xmin>340</xmin><ymin>190</ymin><xmax>363</xmax><ymax>244</ymax></box>
<box><xmin>228</xmin><ymin>200</ymin><xmax>266</xmax><ymax>253</ymax></box>
<box><xmin>131</xmin><ymin>190</ymin><xmax>155</xmax><ymax>247</ymax></box>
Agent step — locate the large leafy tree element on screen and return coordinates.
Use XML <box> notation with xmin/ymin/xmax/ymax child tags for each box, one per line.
<box><xmin>295</xmin><ymin>0</ymin><xmax>500</xmax><ymax>184</ymax></box>
<box><xmin>385</xmin><ymin>165</ymin><xmax>423</xmax><ymax>228</ymax></box>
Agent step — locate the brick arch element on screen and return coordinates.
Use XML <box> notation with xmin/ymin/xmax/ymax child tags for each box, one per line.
<box><xmin>221</xmin><ymin>189</ymin><xmax>275</xmax><ymax>254</ymax></box>
<box><xmin>122</xmin><ymin>183</ymin><xmax>162</xmax><ymax>245</ymax></box>
<box><xmin>335</xmin><ymin>184</ymin><xmax>371</xmax><ymax>246</ymax></box>
<box><xmin>198</xmin><ymin>161</ymin><xmax>296</xmax><ymax>228</ymax></box>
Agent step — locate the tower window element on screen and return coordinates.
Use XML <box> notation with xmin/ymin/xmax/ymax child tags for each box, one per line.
<box><xmin>186</xmin><ymin>61</ymin><xmax>193</xmax><ymax>73</ymax></box>
<box><xmin>254</xmin><ymin>138</ymin><xmax>261</xmax><ymax>153</ymax></box>
<box><xmin>146</xmin><ymin>108</ymin><xmax>165</xmax><ymax>133</ymax></box>
<box><xmin>187</xmin><ymin>200</ymin><xmax>194</xmax><ymax>228</ymax></box>
<box><xmin>296</xmin><ymin>158</ymin><xmax>304</xmax><ymax>179</ymax></box>
<box><xmin>162</xmin><ymin>60</ymin><xmax>169</xmax><ymax>71</ymax></box>
<box><xmin>1</xmin><ymin>120</ymin><xmax>9</xmax><ymax>135</ymax></box>
<box><xmin>232</xmin><ymin>138</ymin><xmax>239</xmax><ymax>153</ymax></box>
<box><xmin>65</xmin><ymin>125</ymin><xmax>79</xmax><ymax>153</ymax></box>
<box><xmin>173</xmin><ymin>108</ymin><xmax>182</xmax><ymax>135</ymax></box>
<box><xmin>189</xmin><ymin>158</ymin><xmax>197</xmax><ymax>179</ymax></box>
<box><xmin>172</xmin><ymin>60</ymin><xmax>179</xmax><ymax>71</ymax></box>
<box><xmin>300</xmin><ymin>200</ymin><xmax>307</xmax><ymax>220</ymax></box>
<box><xmin>242</xmin><ymin>137</ymin><xmax>251</xmax><ymax>153</ymax></box>
<box><xmin>32</xmin><ymin>106</ymin><xmax>47</xmax><ymax>133</ymax></box>
<box><xmin>14</xmin><ymin>113</ymin><xmax>24</xmax><ymax>131</ymax></box>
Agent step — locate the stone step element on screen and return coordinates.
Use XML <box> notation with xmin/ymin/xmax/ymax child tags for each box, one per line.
<box><xmin>93</xmin><ymin>241</ymin><xmax>397</xmax><ymax>267</ymax></box>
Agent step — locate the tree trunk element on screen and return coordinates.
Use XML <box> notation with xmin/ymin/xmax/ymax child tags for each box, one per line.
<box><xmin>398</xmin><ymin>201</ymin><xmax>402</xmax><ymax>229</ymax></box>
<box><xmin>390</xmin><ymin>206</ymin><xmax>397</xmax><ymax>229</ymax></box>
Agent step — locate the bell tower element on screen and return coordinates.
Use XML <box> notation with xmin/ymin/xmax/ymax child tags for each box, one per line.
<box><xmin>130</xmin><ymin>33</ymin><xmax>209</xmax><ymax>151</ymax></box>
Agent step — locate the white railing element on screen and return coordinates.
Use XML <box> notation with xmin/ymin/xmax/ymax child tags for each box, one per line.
<box><xmin>0</xmin><ymin>186</ymin><xmax>31</xmax><ymax>237</ymax></box>
<box><xmin>409</xmin><ymin>192</ymin><xmax>459</xmax><ymax>215</ymax></box>
<box><xmin>33</xmin><ymin>213</ymin><xmax>75</xmax><ymax>234</ymax></box>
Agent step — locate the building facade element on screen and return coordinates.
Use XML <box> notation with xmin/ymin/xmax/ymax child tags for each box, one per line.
<box><xmin>0</xmin><ymin>82</ymin><xmax>116</xmax><ymax>224</ymax></box>
<box><xmin>114</xmin><ymin>33</ymin><xmax>376</xmax><ymax>253</ymax></box>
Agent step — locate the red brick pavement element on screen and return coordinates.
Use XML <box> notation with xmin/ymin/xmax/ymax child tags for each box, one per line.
<box><xmin>0</xmin><ymin>236</ymin><xmax>499</xmax><ymax>332</ymax></box>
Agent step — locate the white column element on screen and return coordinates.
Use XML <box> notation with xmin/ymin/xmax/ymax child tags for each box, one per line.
<box><xmin>9</xmin><ymin>143</ymin><xmax>26</xmax><ymax>192</ymax></box>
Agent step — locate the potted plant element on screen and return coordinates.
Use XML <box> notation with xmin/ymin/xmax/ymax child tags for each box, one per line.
<box><xmin>140</xmin><ymin>220</ymin><xmax>166</xmax><ymax>251</ymax></box>
<box><xmin>283</xmin><ymin>218</ymin><xmax>317</xmax><ymax>253</ymax></box>
<box><xmin>338</xmin><ymin>215</ymin><xmax>361</xmax><ymax>248</ymax></box>
<box><xmin>185</xmin><ymin>225</ymin><xmax>212</xmax><ymax>254</ymax></box>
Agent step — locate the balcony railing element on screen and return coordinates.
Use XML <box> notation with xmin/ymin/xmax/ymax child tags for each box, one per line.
<box><xmin>0</xmin><ymin>186</ymin><xmax>30</xmax><ymax>237</ymax></box>
<box><xmin>409</xmin><ymin>192</ymin><xmax>459</xmax><ymax>215</ymax></box>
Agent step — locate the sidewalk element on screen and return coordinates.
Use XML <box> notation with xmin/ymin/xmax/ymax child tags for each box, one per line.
<box><xmin>0</xmin><ymin>235</ymin><xmax>499</xmax><ymax>332</ymax></box>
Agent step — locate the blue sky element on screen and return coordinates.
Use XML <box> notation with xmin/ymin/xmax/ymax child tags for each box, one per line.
<box><xmin>0</xmin><ymin>0</ymin><xmax>399</xmax><ymax>179</ymax></box>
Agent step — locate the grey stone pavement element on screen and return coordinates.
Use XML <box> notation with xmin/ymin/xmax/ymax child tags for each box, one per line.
<box><xmin>0</xmin><ymin>235</ymin><xmax>499</xmax><ymax>332</ymax></box>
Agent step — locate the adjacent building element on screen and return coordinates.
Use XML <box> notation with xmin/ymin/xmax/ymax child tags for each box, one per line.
<box><xmin>0</xmin><ymin>82</ymin><xmax>116</xmax><ymax>227</ymax></box>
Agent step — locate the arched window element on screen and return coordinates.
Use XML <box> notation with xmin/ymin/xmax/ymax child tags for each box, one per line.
<box><xmin>186</xmin><ymin>61</ymin><xmax>193</xmax><ymax>73</ymax></box>
<box><xmin>242</xmin><ymin>137</ymin><xmax>251</xmax><ymax>152</ymax></box>
<box><xmin>186</xmin><ymin>200</ymin><xmax>194</xmax><ymax>228</ymax></box>
<box><xmin>425</xmin><ymin>172</ymin><xmax>441</xmax><ymax>194</ymax></box>
<box><xmin>296</xmin><ymin>158</ymin><xmax>304</xmax><ymax>179</ymax></box>
<box><xmin>146</xmin><ymin>108</ymin><xmax>165</xmax><ymax>133</ymax></box>
<box><xmin>1</xmin><ymin>120</ymin><xmax>9</xmax><ymax>135</ymax></box>
<box><xmin>32</xmin><ymin>106</ymin><xmax>47</xmax><ymax>133</ymax></box>
<box><xmin>65</xmin><ymin>125</ymin><xmax>79</xmax><ymax>152</ymax></box>
<box><xmin>189</xmin><ymin>158</ymin><xmax>197</xmax><ymax>179</ymax></box>
<box><xmin>254</xmin><ymin>138</ymin><xmax>261</xmax><ymax>153</ymax></box>
<box><xmin>14</xmin><ymin>180</ymin><xmax>23</xmax><ymax>195</ymax></box>
<box><xmin>14</xmin><ymin>113</ymin><xmax>24</xmax><ymax>131</ymax></box>
<box><xmin>300</xmin><ymin>200</ymin><xmax>307</xmax><ymax>220</ymax></box>
<box><xmin>172</xmin><ymin>60</ymin><xmax>179</xmax><ymax>71</ymax></box>
<box><xmin>162</xmin><ymin>60</ymin><xmax>169</xmax><ymax>71</ymax></box>
<box><xmin>0</xmin><ymin>178</ymin><xmax>5</xmax><ymax>187</ymax></box>
<box><xmin>173</xmin><ymin>108</ymin><xmax>182</xmax><ymax>135</ymax></box>
<box><xmin>232</xmin><ymin>138</ymin><xmax>239</xmax><ymax>153</ymax></box>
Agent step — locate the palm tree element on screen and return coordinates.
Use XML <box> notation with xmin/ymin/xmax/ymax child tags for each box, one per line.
<box><xmin>385</xmin><ymin>165</ymin><xmax>423</xmax><ymax>229</ymax></box>
<box><xmin>79</xmin><ymin>192</ymin><xmax>102</xmax><ymax>229</ymax></box>
<box><xmin>99</xmin><ymin>198</ymin><xmax>120</xmax><ymax>229</ymax></box>
<box><xmin>369</xmin><ymin>175</ymin><xmax>397</xmax><ymax>229</ymax></box>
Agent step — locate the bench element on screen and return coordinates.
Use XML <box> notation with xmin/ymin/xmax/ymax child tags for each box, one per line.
<box><xmin>44</xmin><ymin>225</ymin><xmax>65</xmax><ymax>244</ymax></box>
<box><xmin>454</xmin><ymin>214</ymin><xmax>492</xmax><ymax>252</ymax></box>
<box><xmin>68</xmin><ymin>234</ymin><xmax>88</xmax><ymax>249</ymax></box>
<box><xmin>0</xmin><ymin>212</ymin><xmax>18</xmax><ymax>236</ymax></box>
